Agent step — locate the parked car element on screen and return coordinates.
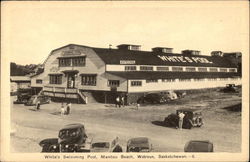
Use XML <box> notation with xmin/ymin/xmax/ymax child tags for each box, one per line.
<box><xmin>164</xmin><ymin>108</ymin><xmax>203</xmax><ymax>129</ymax></box>
<box><xmin>160</xmin><ymin>91</ymin><xmax>178</xmax><ymax>100</ymax></box>
<box><xmin>39</xmin><ymin>123</ymin><xmax>91</xmax><ymax>152</ymax></box>
<box><xmin>127</xmin><ymin>137</ymin><xmax>153</xmax><ymax>152</ymax></box>
<box><xmin>139</xmin><ymin>93</ymin><xmax>166</xmax><ymax>104</ymax></box>
<box><xmin>184</xmin><ymin>140</ymin><xmax>214</xmax><ymax>152</ymax></box>
<box><xmin>91</xmin><ymin>137</ymin><xmax>122</xmax><ymax>152</ymax></box>
<box><xmin>13</xmin><ymin>93</ymin><xmax>32</xmax><ymax>104</ymax></box>
<box><xmin>221</xmin><ymin>84</ymin><xmax>238</xmax><ymax>93</ymax></box>
<box><xmin>25</xmin><ymin>95</ymin><xmax>51</xmax><ymax>106</ymax></box>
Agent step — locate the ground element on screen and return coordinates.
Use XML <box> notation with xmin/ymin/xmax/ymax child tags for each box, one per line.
<box><xmin>10</xmin><ymin>89</ymin><xmax>241</xmax><ymax>152</ymax></box>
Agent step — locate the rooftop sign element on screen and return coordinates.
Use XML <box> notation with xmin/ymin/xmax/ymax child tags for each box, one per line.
<box><xmin>120</xmin><ymin>60</ymin><xmax>136</xmax><ymax>64</ymax></box>
<box><xmin>157</xmin><ymin>55</ymin><xmax>213</xmax><ymax>64</ymax></box>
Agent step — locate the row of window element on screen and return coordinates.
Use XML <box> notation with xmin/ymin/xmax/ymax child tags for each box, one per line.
<box><xmin>124</xmin><ymin>65</ymin><xmax>237</xmax><ymax>73</ymax></box>
<box><xmin>44</xmin><ymin>75</ymin><xmax>240</xmax><ymax>87</ymax></box>
<box><xmin>58</xmin><ymin>57</ymin><xmax>86</xmax><ymax>67</ymax></box>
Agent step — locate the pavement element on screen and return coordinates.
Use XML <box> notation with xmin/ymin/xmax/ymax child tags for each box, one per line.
<box><xmin>10</xmin><ymin>90</ymin><xmax>241</xmax><ymax>152</ymax></box>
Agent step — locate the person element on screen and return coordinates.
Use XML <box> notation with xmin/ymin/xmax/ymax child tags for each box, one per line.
<box><xmin>36</xmin><ymin>101</ymin><xmax>41</xmax><ymax>110</ymax></box>
<box><xmin>121</xmin><ymin>96</ymin><xmax>125</xmax><ymax>107</ymax></box>
<box><xmin>61</xmin><ymin>102</ymin><xmax>65</xmax><ymax>115</ymax></box>
<box><xmin>115</xmin><ymin>96</ymin><xmax>121</xmax><ymax>108</ymax></box>
<box><xmin>66</xmin><ymin>102</ymin><xmax>71</xmax><ymax>115</ymax></box>
<box><xmin>178</xmin><ymin>111</ymin><xmax>185</xmax><ymax>130</ymax></box>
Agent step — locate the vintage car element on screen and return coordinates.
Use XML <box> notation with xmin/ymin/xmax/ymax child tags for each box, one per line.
<box><xmin>221</xmin><ymin>84</ymin><xmax>238</xmax><ymax>93</ymax></box>
<box><xmin>127</xmin><ymin>137</ymin><xmax>153</xmax><ymax>152</ymax></box>
<box><xmin>39</xmin><ymin>123</ymin><xmax>91</xmax><ymax>152</ymax></box>
<box><xmin>13</xmin><ymin>89</ymin><xmax>32</xmax><ymax>104</ymax></box>
<box><xmin>164</xmin><ymin>108</ymin><xmax>203</xmax><ymax>129</ymax></box>
<box><xmin>160</xmin><ymin>91</ymin><xmax>178</xmax><ymax>101</ymax></box>
<box><xmin>25</xmin><ymin>95</ymin><xmax>51</xmax><ymax>106</ymax></box>
<box><xmin>184</xmin><ymin>140</ymin><xmax>214</xmax><ymax>152</ymax></box>
<box><xmin>138</xmin><ymin>93</ymin><xmax>166</xmax><ymax>104</ymax></box>
<box><xmin>90</xmin><ymin>137</ymin><xmax>123</xmax><ymax>152</ymax></box>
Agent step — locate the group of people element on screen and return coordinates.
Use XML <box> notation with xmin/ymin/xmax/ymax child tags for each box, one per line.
<box><xmin>115</xmin><ymin>96</ymin><xmax>125</xmax><ymax>108</ymax></box>
<box><xmin>61</xmin><ymin>102</ymin><xmax>71</xmax><ymax>115</ymax></box>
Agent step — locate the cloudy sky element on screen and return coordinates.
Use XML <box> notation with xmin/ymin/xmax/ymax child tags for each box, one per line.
<box><xmin>2</xmin><ymin>1</ymin><xmax>249</xmax><ymax>65</ymax></box>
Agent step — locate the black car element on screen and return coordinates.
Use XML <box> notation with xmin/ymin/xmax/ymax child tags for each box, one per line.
<box><xmin>25</xmin><ymin>95</ymin><xmax>51</xmax><ymax>106</ymax></box>
<box><xmin>164</xmin><ymin>108</ymin><xmax>203</xmax><ymax>129</ymax></box>
<box><xmin>139</xmin><ymin>93</ymin><xmax>166</xmax><ymax>104</ymax></box>
<box><xmin>184</xmin><ymin>140</ymin><xmax>214</xmax><ymax>152</ymax></box>
<box><xmin>221</xmin><ymin>84</ymin><xmax>238</xmax><ymax>93</ymax></box>
<box><xmin>127</xmin><ymin>137</ymin><xmax>153</xmax><ymax>152</ymax></box>
<box><xmin>13</xmin><ymin>88</ymin><xmax>32</xmax><ymax>104</ymax></box>
<box><xmin>39</xmin><ymin>123</ymin><xmax>91</xmax><ymax>152</ymax></box>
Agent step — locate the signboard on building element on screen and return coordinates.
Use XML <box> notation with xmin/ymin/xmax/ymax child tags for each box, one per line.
<box><xmin>157</xmin><ymin>55</ymin><xmax>213</xmax><ymax>64</ymax></box>
<box><xmin>120</xmin><ymin>60</ymin><xmax>136</xmax><ymax>64</ymax></box>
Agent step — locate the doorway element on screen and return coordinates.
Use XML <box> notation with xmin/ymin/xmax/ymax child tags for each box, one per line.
<box><xmin>67</xmin><ymin>74</ymin><xmax>76</xmax><ymax>88</ymax></box>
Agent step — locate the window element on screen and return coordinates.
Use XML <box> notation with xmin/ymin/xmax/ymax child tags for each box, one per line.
<box><xmin>198</xmin><ymin>67</ymin><xmax>208</xmax><ymax>72</ymax></box>
<box><xmin>108</xmin><ymin>80</ymin><xmax>120</xmax><ymax>87</ymax></box>
<box><xmin>146</xmin><ymin>79</ymin><xmax>158</xmax><ymax>83</ymax></box>
<box><xmin>81</xmin><ymin>75</ymin><xmax>96</xmax><ymax>86</ymax></box>
<box><xmin>140</xmin><ymin>66</ymin><xmax>153</xmax><ymax>71</ymax></box>
<box><xmin>36</xmin><ymin>79</ymin><xmax>42</xmax><ymax>84</ymax></box>
<box><xmin>219</xmin><ymin>68</ymin><xmax>227</xmax><ymax>72</ymax></box>
<box><xmin>185</xmin><ymin>67</ymin><xmax>196</xmax><ymax>72</ymax></box>
<box><xmin>59</xmin><ymin>58</ymin><xmax>71</xmax><ymax>67</ymax></box>
<box><xmin>49</xmin><ymin>75</ymin><xmax>62</xmax><ymax>84</ymax></box>
<box><xmin>172</xmin><ymin>67</ymin><xmax>183</xmax><ymax>71</ymax></box>
<box><xmin>209</xmin><ymin>68</ymin><xmax>218</xmax><ymax>72</ymax></box>
<box><xmin>194</xmin><ymin>78</ymin><xmax>205</xmax><ymax>82</ymax></box>
<box><xmin>229</xmin><ymin>68</ymin><xmax>237</xmax><ymax>72</ymax></box>
<box><xmin>156</xmin><ymin>66</ymin><xmax>169</xmax><ymax>71</ymax></box>
<box><xmin>125</xmin><ymin>66</ymin><xmax>137</xmax><ymax>71</ymax></box>
<box><xmin>162</xmin><ymin>79</ymin><xmax>175</xmax><ymax>82</ymax></box>
<box><xmin>131</xmin><ymin>81</ymin><xmax>142</xmax><ymax>86</ymax></box>
<box><xmin>179</xmin><ymin>79</ymin><xmax>191</xmax><ymax>82</ymax></box>
<box><xmin>72</xmin><ymin>57</ymin><xmax>86</xmax><ymax>66</ymax></box>
<box><xmin>58</xmin><ymin>57</ymin><xmax>86</xmax><ymax>67</ymax></box>
<box><xmin>207</xmin><ymin>78</ymin><xmax>217</xmax><ymax>81</ymax></box>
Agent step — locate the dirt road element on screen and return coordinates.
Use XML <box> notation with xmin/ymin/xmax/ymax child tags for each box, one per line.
<box><xmin>10</xmin><ymin>90</ymin><xmax>241</xmax><ymax>152</ymax></box>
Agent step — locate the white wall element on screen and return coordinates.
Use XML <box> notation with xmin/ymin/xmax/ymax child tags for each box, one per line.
<box><xmin>128</xmin><ymin>78</ymin><xmax>242</xmax><ymax>92</ymax></box>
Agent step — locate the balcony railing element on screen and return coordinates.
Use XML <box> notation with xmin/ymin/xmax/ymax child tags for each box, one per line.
<box><xmin>43</xmin><ymin>86</ymin><xmax>78</xmax><ymax>93</ymax></box>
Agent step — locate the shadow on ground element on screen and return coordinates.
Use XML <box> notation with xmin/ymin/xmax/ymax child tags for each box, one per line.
<box><xmin>151</xmin><ymin>120</ymin><xmax>176</xmax><ymax>129</ymax></box>
<box><xmin>222</xmin><ymin>103</ymin><xmax>241</xmax><ymax>112</ymax></box>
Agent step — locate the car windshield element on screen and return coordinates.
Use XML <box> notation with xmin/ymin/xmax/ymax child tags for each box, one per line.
<box><xmin>92</xmin><ymin>142</ymin><xmax>110</xmax><ymax>148</ymax></box>
<box><xmin>59</xmin><ymin>128</ymin><xmax>79</xmax><ymax>139</ymax></box>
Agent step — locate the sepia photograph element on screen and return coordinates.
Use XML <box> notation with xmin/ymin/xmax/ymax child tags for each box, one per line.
<box><xmin>1</xmin><ymin>1</ymin><xmax>249</xmax><ymax>161</ymax></box>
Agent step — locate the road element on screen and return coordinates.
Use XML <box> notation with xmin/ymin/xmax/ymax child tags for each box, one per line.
<box><xmin>10</xmin><ymin>90</ymin><xmax>241</xmax><ymax>152</ymax></box>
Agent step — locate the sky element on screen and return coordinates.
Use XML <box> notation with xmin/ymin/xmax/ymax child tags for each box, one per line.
<box><xmin>2</xmin><ymin>1</ymin><xmax>249</xmax><ymax>65</ymax></box>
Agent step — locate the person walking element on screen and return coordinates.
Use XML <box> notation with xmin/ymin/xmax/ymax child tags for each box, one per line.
<box><xmin>61</xmin><ymin>102</ymin><xmax>65</xmax><ymax>115</ymax></box>
<box><xmin>36</xmin><ymin>100</ymin><xmax>41</xmax><ymax>111</ymax></box>
<box><xmin>178</xmin><ymin>111</ymin><xmax>185</xmax><ymax>130</ymax></box>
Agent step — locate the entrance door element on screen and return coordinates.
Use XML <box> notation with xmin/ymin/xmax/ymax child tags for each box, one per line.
<box><xmin>67</xmin><ymin>74</ymin><xmax>76</xmax><ymax>88</ymax></box>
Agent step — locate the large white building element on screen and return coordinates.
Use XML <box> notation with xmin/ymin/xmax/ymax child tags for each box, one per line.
<box><xmin>30</xmin><ymin>44</ymin><xmax>241</xmax><ymax>104</ymax></box>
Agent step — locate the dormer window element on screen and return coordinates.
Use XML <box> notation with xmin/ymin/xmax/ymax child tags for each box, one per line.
<box><xmin>58</xmin><ymin>56</ymin><xmax>86</xmax><ymax>67</ymax></box>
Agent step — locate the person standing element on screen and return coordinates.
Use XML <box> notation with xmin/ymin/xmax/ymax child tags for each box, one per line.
<box><xmin>121</xmin><ymin>96</ymin><xmax>125</xmax><ymax>107</ymax></box>
<box><xmin>115</xmin><ymin>96</ymin><xmax>120</xmax><ymax>108</ymax></box>
<box><xmin>61</xmin><ymin>102</ymin><xmax>65</xmax><ymax>115</ymax></box>
<box><xmin>36</xmin><ymin>100</ymin><xmax>41</xmax><ymax>111</ymax></box>
<box><xmin>178</xmin><ymin>111</ymin><xmax>185</xmax><ymax>130</ymax></box>
<box><xmin>66</xmin><ymin>102</ymin><xmax>71</xmax><ymax>115</ymax></box>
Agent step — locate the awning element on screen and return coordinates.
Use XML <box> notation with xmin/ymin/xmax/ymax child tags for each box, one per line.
<box><xmin>62</xmin><ymin>70</ymin><xmax>79</xmax><ymax>74</ymax></box>
<box><xmin>48</xmin><ymin>73</ymin><xmax>63</xmax><ymax>76</ymax></box>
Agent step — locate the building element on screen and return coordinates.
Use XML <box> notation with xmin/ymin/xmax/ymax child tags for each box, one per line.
<box><xmin>10</xmin><ymin>76</ymin><xmax>31</xmax><ymax>93</ymax></box>
<box><xmin>30</xmin><ymin>44</ymin><xmax>241</xmax><ymax>104</ymax></box>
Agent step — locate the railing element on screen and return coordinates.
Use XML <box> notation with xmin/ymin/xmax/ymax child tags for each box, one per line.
<box><xmin>43</xmin><ymin>86</ymin><xmax>78</xmax><ymax>93</ymax></box>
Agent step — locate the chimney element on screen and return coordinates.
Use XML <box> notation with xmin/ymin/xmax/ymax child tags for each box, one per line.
<box><xmin>182</xmin><ymin>50</ymin><xmax>201</xmax><ymax>56</ymax></box>
<box><xmin>117</xmin><ymin>44</ymin><xmax>141</xmax><ymax>51</ymax></box>
<box><xmin>152</xmin><ymin>47</ymin><xmax>173</xmax><ymax>53</ymax></box>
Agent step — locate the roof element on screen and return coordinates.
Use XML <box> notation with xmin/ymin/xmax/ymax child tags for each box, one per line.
<box><xmin>60</xmin><ymin>123</ymin><xmax>84</xmax><ymax>130</ymax></box>
<box><xmin>10</xmin><ymin>76</ymin><xmax>31</xmax><ymax>82</ymax></box>
<box><xmin>92</xmin><ymin>48</ymin><xmax>237</xmax><ymax>68</ymax></box>
<box><xmin>127</xmin><ymin>137</ymin><xmax>150</xmax><ymax>148</ymax></box>
<box><xmin>107</xmin><ymin>71</ymin><xmax>239</xmax><ymax>79</ymax></box>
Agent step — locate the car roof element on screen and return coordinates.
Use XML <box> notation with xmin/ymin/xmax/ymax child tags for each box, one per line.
<box><xmin>128</xmin><ymin>137</ymin><xmax>150</xmax><ymax>147</ymax></box>
<box><xmin>60</xmin><ymin>123</ymin><xmax>84</xmax><ymax>130</ymax></box>
<box><xmin>188</xmin><ymin>140</ymin><xmax>212</xmax><ymax>144</ymax></box>
<box><xmin>177</xmin><ymin>108</ymin><xmax>202</xmax><ymax>112</ymax></box>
